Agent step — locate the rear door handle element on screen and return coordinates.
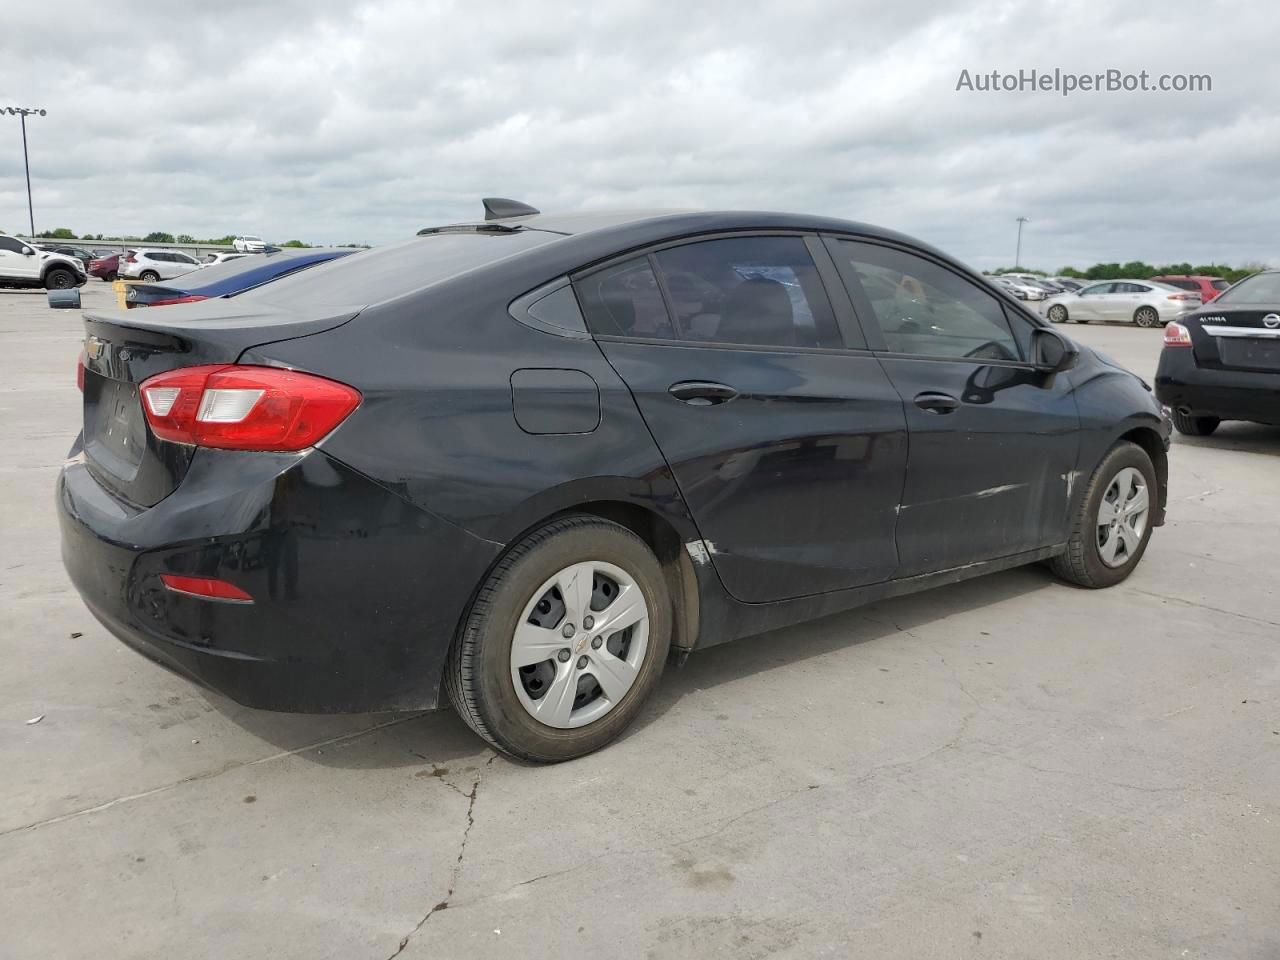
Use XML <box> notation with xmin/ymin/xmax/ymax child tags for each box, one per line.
<box><xmin>913</xmin><ymin>391</ymin><xmax>961</xmax><ymax>414</ymax></box>
<box><xmin>668</xmin><ymin>381</ymin><xmax>738</xmax><ymax>406</ymax></box>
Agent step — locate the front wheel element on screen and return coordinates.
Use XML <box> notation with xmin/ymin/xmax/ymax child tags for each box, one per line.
<box><xmin>1051</xmin><ymin>442</ymin><xmax>1157</xmax><ymax>588</ymax></box>
<box><xmin>1047</xmin><ymin>304</ymin><xmax>1068</xmax><ymax>324</ymax></box>
<box><xmin>1134</xmin><ymin>306</ymin><xmax>1161</xmax><ymax>328</ymax></box>
<box><xmin>44</xmin><ymin>268</ymin><xmax>76</xmax><ymax>290</ymax></box>
<box><xmin>447</xmin><ymin>515</ymin><xmax>672</xmax><ymax>762</ymax></box>
<box><xmin>1171</xmin><ymin>410</ymin><xmax>1220</xmax><ymax>436</ymax></box>
<box><xmin>139</xmin><ymin>270</ymin><xmax>160</xmax><ymax>282</ymax></box>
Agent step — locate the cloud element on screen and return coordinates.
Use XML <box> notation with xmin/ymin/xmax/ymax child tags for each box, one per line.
<box><xmin>1</xmin><ymin>0</ymin><xmax>1275</xmax><ymax>268</ymax></box>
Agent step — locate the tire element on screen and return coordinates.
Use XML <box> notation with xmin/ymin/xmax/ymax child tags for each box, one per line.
<box><xmin>1134</xmin><ymin>306</ymin><xmax>1161</xmax><ymax>328</ymax></box>
<box><xmin>447</xmin><ymin>515</ymin><xmax>672</xmax><ymax>763</ymax></box>
<box><xmin>43</xmin><ymin>268</ymin><xmax>75</xmax><ymax>290</ymax></box>
<box><xmin>1047</xmin><ymin>304</ymin><xmax>1068</xmax><ymax>324</ymax></box>
<box><xmin>104</xmin><ymin>272</ymin><xmax>118</xmax><ymax>282</ymax></box>
<box><xmin>1051</xmin><ymin>442</ymin><xmax>1157</xmax><ymax>588</ymax></box>
<box><xmin>1171</xmin><ymin>410</ymin><xmax>1220</xmax><ymax>436</ymax></box>
<box><xmin>139</xmin><ymin>270</ymin><xmax>160</xmax><ymax>282</ymax></box>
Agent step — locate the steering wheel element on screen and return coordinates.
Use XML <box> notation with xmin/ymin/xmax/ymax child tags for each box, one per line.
<box><xmin>964</xmin><ymin>340</ymin><xmax>1018</xmax><ymax>361</ymax></box>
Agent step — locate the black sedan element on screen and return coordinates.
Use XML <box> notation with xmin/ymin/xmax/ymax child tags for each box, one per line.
<box><xmin>59</xmin><ymin>200</ymin><xmax>1170</xmax><ymax>762</ymax></box>
<box><xmin>1155</xmin><ymin>270</ymin><xmax>1280</xmax><ymax>435</ymax></box>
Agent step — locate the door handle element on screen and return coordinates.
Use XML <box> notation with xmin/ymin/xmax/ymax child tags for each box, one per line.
<box><xmin>668</xmin><ymin>381</ymin><xmax>738</xmax><ymax>406</ymax></box>
<box><xmin>913</xmin><ymin>392</ymin><xmax>961</xmax><ymax>414</ymax></box>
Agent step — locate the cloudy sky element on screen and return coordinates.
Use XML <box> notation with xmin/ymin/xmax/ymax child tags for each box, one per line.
<box><xmin>2</xmin><ymin>0</ymin><xmax>1276</xmax><ymax>271</ymax></box>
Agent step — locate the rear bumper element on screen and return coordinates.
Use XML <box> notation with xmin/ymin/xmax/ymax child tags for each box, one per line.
<box><xmin>58</xmin><ymin>445</ymin><xmax>501</xmax><ymax>712</ymax></box>
<box><xmin>1155</xmin><ymin>348</ymin><xmax>1280</xmax><ymax>424</ymax></box>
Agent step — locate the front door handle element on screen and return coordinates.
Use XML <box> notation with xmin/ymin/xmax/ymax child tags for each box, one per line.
<box><xmin>914</xmin><ymin>391</ymin><xmax>961</xmax><ymax>414</ymax></box>
<box><xmin>668</xmin><ymin>381</ymin><xmax>738</xmax><ymax>406</ymax></box>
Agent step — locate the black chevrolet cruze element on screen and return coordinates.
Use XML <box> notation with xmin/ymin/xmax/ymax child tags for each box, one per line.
<box><xmin>59</xmin><ymin>200</ymin><xmax>1170</xmax><ymax>762</ymax></box>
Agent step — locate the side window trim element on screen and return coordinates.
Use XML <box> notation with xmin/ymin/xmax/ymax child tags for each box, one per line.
<box><xmin>509</xmin><ymin>276</ymin><xmax>593</xmax><ymax>340</ymax></box>
<box><xmin>821</xmin><ymin>233</ymin><xmax>1038</xmax><ymax>365</ymax></box>
<box><xmin>803</xmin><ymin>234</ymin><xmax>867</xmax><ymax>351</ymax></box>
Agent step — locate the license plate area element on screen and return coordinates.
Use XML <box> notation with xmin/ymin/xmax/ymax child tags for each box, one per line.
<box><xmin>1218</xmin><ymin>337</ymin><xmax>1280</xmax><ymax>372</ymax></box>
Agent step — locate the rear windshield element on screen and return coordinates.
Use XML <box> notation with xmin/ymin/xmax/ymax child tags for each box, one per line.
<box><xmin>179</xmin><ymin>250</ymin><xmax>313</xmax><ymax>287</ymax></box>
<box><xmin>244</xmin><ymin>231</ymin><xmax>560</xmax><ymax>310</ymax></box>
<box><xmin>1213</xmin><ymin>272</ymin><xmax>1280</xmax><ymax>304</ymax></box>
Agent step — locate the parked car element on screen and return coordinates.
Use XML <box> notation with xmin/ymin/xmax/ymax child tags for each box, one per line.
<box><xmin>60</xmin><ymin>201</ymin><xmax>1169</xmax><ymax>762</ymax></box>
<box><xmin>118</xmin><ymin>249</ymin><xmax>204</xmax><ymax>282</ymax></box>
<box><xmin>1149</xmin><ymin>274</ymin><xmax>1230</xmax><ymax>303</ymax></box>
<box><xmin>1044</xmin><ymin>279</ymin><xmax>1200</xmax><ymax>327</ymax></box>
<box><xmin>125</xmin><ymin>248</ymin><xmax>353</xmax><ymax>307</ymax></box>
<box><xmin>1155</xmin><ymin>269</ymin><xmax>1280</xmax><ymax>436</ymax></box>
<box><xmin>233</xmin><ymin>235</ymin><xmax>266</xmax><ymax>253</ymax></box>
<box><xmin>990</xmin><ymin>275</ymin><xmax>1046</xmax><ymax>300</ymax></box>
<box><xmin>202</xmin><ymin>252</ymin><xmax>250</xmax><ymax>266</ymax></box>
<box><xmin>88</xmin><ymin>253</ymin><xmax>120</xmax><ymax>282</ymax></box>
<box><xmin>0</xmin><ymin>234</ymin><xmax>86</xmax><ymax>289</ymax></box>
<box><xmin>1049</xmin><ymin>277</ymin><xmax>1085</xmax><ymax>292</ymax></box>
<box><xmin>37</xmin><ymin>244</ymin><xmax>96</xmax><ymax>269</ymax></box>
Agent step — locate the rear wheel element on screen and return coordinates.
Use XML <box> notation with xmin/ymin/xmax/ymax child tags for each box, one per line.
<box><xmin>1047</xmin><ymin>304</ymin><xmax>1068</xmax><ymax>323</ymax></box>
<box><xmin>43</xmin><ymin>268</ymin><xmax>75</xmax><ymax>290</ymax></box>
<box><xmin>139</xmin><ymin>270</ymin><xmax>160</xmax><ymax>282</ymax></box>
<box><xmin>447</xmin><ymin>515</ymin><xmax>671</xmax><ymax>762</ymax></box>
<box><xmin>1051</xmin><ymin>442</ymin><xmax>1157</xmax><ymax>588</ymax></box>
<box><xmin>1171</xmin><ymin>410</ymin><xmax>1220</xmax><ymax>436</ymax></box>
<box><xmin>1134</xmin><ymin>306</ymin><xmax>1161</xmax><ymax>328</ymax></box>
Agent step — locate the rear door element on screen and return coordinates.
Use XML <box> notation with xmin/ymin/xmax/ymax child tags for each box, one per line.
<box><xmin>826</xmin><ymin>237</ymin><xmax>1079</xmax><ymax>575</ymax></box>
<box><xmin>576</xmin><ymin>234</ymin><xmax>908</xmax><ymax>603</ymax></box>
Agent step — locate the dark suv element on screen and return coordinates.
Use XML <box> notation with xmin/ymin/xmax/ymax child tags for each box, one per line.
<box><xmin>59</xmin><ymin>202</ymin><xmax>1170</xmax><ymax>762</ymax></box>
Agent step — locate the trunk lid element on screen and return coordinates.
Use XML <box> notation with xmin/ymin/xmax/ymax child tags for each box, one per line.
<box><xmin>1188</xmin><ymin>304</ymin><xmax>1280</xmax><ymax>373</ymax></box>
<box><xmin>80</xmin><ymin>300</ymin><xmax>360</xmax><ymax>506</ymax></box>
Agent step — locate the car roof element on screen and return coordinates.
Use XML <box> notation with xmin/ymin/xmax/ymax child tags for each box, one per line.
<box><xmin>1149</xmin><ymin>274</ymin><xmax>1222</xmax><ymax>280</ymax></box>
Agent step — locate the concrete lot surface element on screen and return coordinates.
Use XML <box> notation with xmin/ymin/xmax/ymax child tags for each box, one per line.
<box><xmin>2</xmin><ymin>284</ymin><xmax>1277</xmax><ymax>959</ymax></box>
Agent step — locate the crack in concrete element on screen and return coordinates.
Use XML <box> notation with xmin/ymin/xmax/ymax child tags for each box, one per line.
<box><xmin>1128</xmin><ymin>588</ymin><xmax>1280</xmax><ymax>629</ymax></box>
<box><xmin>387</xmin><ymin>755</ymin><xmax>496</xmax><ymax>959</ymax></box>
<box><xmin>0</xmin><ymin>713</ymin><xmax>427</xmax><ymax>840</ymax></box>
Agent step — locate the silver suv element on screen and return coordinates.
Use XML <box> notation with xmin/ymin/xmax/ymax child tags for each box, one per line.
<box><xmin>0</xmin><ymin>234</ymin><xmax>86</xmax><ymax>289</ymax></box>
<box><xmin>119</xmin><ymin>249</ymin><xmax>204</xmax><ymax>281</ymax></box>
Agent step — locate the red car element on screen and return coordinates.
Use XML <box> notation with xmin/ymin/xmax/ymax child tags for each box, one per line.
<box><xmin>1149</xmin><ymin>274</ymin><xmax>1230</xmax><ymax>302</ymax></box>
<box><xmin>88</xmin><ymin>253</ymin><xmax>120</xmax><ymax>282</ymax></box>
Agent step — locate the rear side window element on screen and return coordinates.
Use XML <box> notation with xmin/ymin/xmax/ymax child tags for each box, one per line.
<box><xmin>1080</xmin><ymin>283</ymin><xmax>1115</xmax><ymax>295</ymax></box>
<box><xmin>1164</xmin><ymin>279</ymin><xmax>1198</xmax><ymax>291</ymax></box>
<box><xmin>652</xmin><ymin>236</ymin><xmax>841</xmax><ymax>349</ymax></box>
<box><xmin>835</xmin><ymin>240</ymin><xmax>1022</xmax><ymax>361</ymax></box>
<box><xmin>1115</xmin><ymin>282</ymin><xmax>1149</xmax><ymax>293</ymax></box>
<box><xmin>576</xmin><ymin>258</ymin><xmax>675</xmax><ymax>339</ymax></box>
<box><xmin>1211</xmin><ymin>279</ymin><xmax>1230</xmax><ymax>291</ymax></box>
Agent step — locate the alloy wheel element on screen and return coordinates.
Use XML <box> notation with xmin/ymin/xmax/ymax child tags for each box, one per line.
<box><xmin>1047</xmin><ymin>304</ymin><xmax>1067</xmax><ymax>323</ymax></box>
<box><xmin>510</xmin><ymin>560</ymin><xmax>650</xmax><ymax>728</ymax></box>
<box><xmin>1134</xmin><ymin>307</ymin><xmax>1159</xmax><ymax>328</ymax></box>
<box><xmin>1096</xmin><ymin>466</ymin><xmax>1149</xmax><ymax>568</ymax></box>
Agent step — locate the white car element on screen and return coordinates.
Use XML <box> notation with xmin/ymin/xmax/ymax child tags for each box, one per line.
<box><xmin>1044</xmin><ymin>279</ymin><xmax>1201</xmax><ymax>328</ymax></box>
<box><xmin>202</xmin><ymin>252</ymin><xmax>250</xmax><ymax>267</ymax></box>
<box><xmin>233</xmin><ymin>235</ymin><xmax>266</xmax><ymax>253</ymax></box>
<box><xmin>989</xmin><ymin>275</ymin><xmax>1046</xmax><ymax>301</ymax></box>
<box><xmin>119</xmin><ymin>249</ymin><xmax>204</xmax><ymax>282</ymax></box>
<box><xmin>0</xmin><ymin>234</ymin><xmax>86</xmax><ymax>289</ymax></box>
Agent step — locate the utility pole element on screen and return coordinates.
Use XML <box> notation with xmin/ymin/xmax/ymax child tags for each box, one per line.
<box><xmin>1014</xmin><ymin>216</ymin><xmax>1030</xmax><ymax>269</ymax></box>
<box><xmin>4</xmin><ymin>107</ymin><xmax>47</xmax><ymax>237</ymax></box>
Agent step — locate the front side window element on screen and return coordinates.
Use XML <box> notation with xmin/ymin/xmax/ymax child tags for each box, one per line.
<box><xmin>575</xmin><ymin>257</ymin><xmax>674</xmax><ymax>339</ymax></box>
<box><xmin>651</xmin><ymin>236</ymin><xmax>841</xmax><ymax>349</ymax></box>
<box><xmin>835</xmin><ymin>240</ymin><xmax>1021</xmax><ymax>361</ymax></box>
<box><xmin>0</xmin><ymin>236</ymin><xmax>25</xmax><ymax>253</ymax></box>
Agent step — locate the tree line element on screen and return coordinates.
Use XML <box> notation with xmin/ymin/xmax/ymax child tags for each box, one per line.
<box><xmin>29</xmin><ymin>227</ymin><xmax>331</xmax><ymax>249</ymax></box>
<box><xmin>991</xmin><ymin>261</ymin><xmax>1266</xmax><ymax>284</ymax></box>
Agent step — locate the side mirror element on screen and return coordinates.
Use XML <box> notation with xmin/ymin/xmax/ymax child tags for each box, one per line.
<box><xmin>21</xmin><ymin>246</ymin><xmax>34</xmax><ymax>256</ymax></box>
<box><xmin>1031</xmin><ymin>327</ymin><xmax>1079</xmax><ymax>374</ymax></box>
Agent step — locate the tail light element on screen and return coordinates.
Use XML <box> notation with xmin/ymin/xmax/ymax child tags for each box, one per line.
<box><xmin>160</xmin><ymin>575</ymin><xmax>253</xmax><ymax>603</ymax></box>
<box><xmin>150</xmin><ymin>295</ymin><xmax>208</xmax><ymax>307</ymax></box>
<box><xmin>124</xmin><ymin>254</ymin><xmax>136</xmax><ymax>263</ymax></box>
<box><xmin>1167</xmin><ymin>293</ymin><xmax>1199</xmax><ymax>301</ymax></box>
<box><xmin>1163</xmin><ymin>322</ymin><xmax>1193</xmax><ymax>347</ymax></box>
<box><xmin>140</xmin><ymin>365</ymin><xmax>360</xmax><ymax>451</ymax></box>
<box><xmin>76</xmin><ymin>352</ymin><xmax>85</xmax><ymax>392</ymax></box>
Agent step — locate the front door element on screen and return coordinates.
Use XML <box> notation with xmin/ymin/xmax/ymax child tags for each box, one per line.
<box><xmin>0</xmin><ymin>236</ymin><xmax>40</xmax><ymax>280</ymax></box>
<box><xmin>575</xmin><ymin>235</ymin><xmax>908</xmax><ymax>603</ymax></box>
<box><xmin>828</xmin><ymin>237</ymin><xmax>1080</xmax><ymax>575</ymax></box>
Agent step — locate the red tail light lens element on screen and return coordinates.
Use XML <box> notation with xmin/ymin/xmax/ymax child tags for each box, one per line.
<box><xmin>150</xmin><ymin>295</ymin><xmax>209</xmax><ymax>307</ymax></box>
<box><xmin>160</xmin><ymin>574</ymin><xmax>254</xmax><ymax>603</ymax></box>
<box><xmin>140</xmin><ymin>365</ymin><xmax>361</xmax><ymax>451</ymax></box>
<box><xmin>125</xmin><ymin>255</ymin><xmax>136</xmax><ymax>263</ymax></box>
<box><xmin>1163</xmin><ymin>322</ymin><xmax>1193</xmax><ymax>347</ymax></box>
<box><xmin>77</xmin><ymin>352</ymin><xmax>86</xmax><ymax>392</ymax></box>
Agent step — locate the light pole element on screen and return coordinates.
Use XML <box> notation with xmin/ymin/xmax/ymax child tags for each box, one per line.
<box><xmin>1014</xmin><ymin>216</ymin><xmax>1030</xmax><ymax>269</ymax></box>
<box><xmin>4</xmin><ymin>106</ymin><xmax>46</xmax><ymax>237</ymax></box>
